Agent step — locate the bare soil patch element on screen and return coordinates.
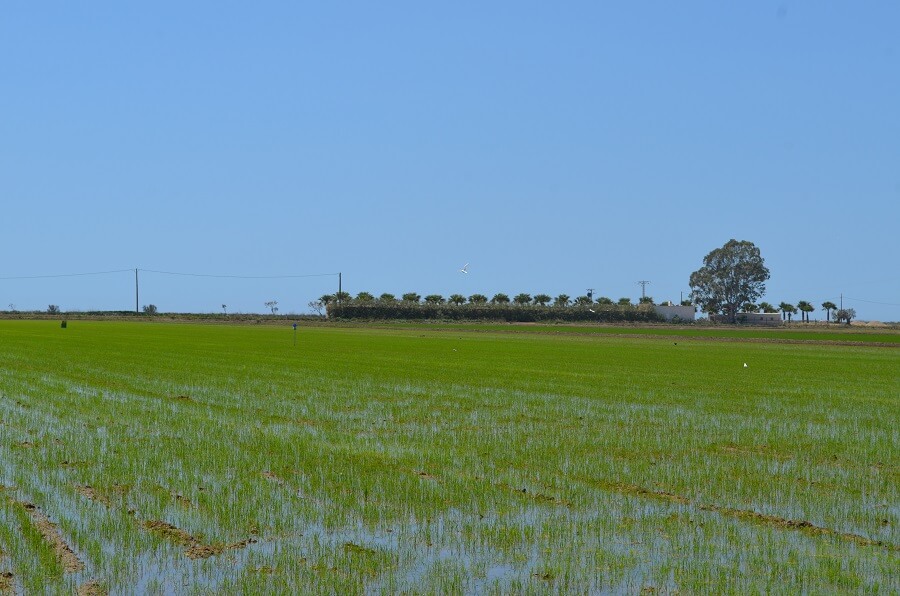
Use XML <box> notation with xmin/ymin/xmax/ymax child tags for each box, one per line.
<box><xmin>74</xmin><ymin>485</ymin><xmax>111</xmax><ymax>507</ymax></box>
<box><xmin>186</xmin><ymin>538</ymin><xmax>258</xmax><ymax>560</ymax></box>
<box><xmin>0</xmin><ymin>571</ymin><xmax>13</xmax><ymax>593</ymax></box>
<box><xmin>142</xmin><ymin>519</ymin><xmax>257</xmax><ymax>559</ymax></box>
<box><xmin>143</xmin><ymin>520</ymin><xmax>197</xmax><ymax>546</ymax></box>
<box><xmin>262</xmin><ymin>471</ymin><xmax>285</xmax><ymax>484</ymax></box>
<box><xmin>77</xmin><ymin>579</ymin><xmax>108</xmax><ymax>596</ymax></box>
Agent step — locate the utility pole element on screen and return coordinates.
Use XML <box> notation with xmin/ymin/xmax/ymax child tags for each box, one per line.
<box><xmin>586</xmin><ymin>288</ymin><xmax>594</xmax><ymax>301</ymax></box>
<box><xmin>637</xmin><ymin>280</ymin><xmax>651</xmax><ymax>300</ymax></box>
<box><xmin>135</xmin><ymin>268</ymin><xmax>139</xmax><ymax>314</ymax></box>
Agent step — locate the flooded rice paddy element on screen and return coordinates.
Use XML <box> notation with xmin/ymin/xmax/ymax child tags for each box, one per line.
<box><xmin>0</xmin><ymin>320</ymin><xmax>897</xmax><ymax>593</ymax></box>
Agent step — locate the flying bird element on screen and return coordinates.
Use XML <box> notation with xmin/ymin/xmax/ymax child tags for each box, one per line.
<box><xmin>460</xmin><ymin>263</ymin><xmax>469</xmax><ymax>274</ymax></box>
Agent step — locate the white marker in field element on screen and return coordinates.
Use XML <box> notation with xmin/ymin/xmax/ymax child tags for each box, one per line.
<box><xmin>743</xmin><ymin>363</ymin><xmax>748</xmax><ymax>368</ymax></box>
<box><xmin>460</xmin><ymin>263</ymin><xmax>469</xmax><ymax>274</ymax></box>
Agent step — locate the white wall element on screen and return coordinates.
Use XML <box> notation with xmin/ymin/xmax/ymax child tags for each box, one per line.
<box><xmin>653</xmin><ymin>305</ymin><xmax>696</xmax><ymax>321</ymax></box>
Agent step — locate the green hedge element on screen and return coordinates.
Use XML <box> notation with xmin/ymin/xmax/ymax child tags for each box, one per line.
<box><xmin>326</xmin><ymin>303</ymin><xmax>664</xmax><ymax>323</ymax></box>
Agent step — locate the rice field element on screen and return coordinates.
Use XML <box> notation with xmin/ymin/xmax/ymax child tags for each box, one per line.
<box><xmin>0</xmin><ymin>320</ymin><xmax>897</xmax><ymax>594</ymax></box>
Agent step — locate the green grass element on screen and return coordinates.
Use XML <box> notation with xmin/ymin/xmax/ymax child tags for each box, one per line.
<box><xmin>374</xmin><ymin>320</ymin><xmax>900</xmax><ymax>343</ymax></box>
<box><xmin>0</xmin><ymin>320</ymin><xmax>897</xmax><ymax>593</ymax></box>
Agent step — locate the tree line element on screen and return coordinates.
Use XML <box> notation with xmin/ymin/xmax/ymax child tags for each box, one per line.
<box><xmin>730</xmin><ymin>300</ymin><xmax>854</xmax><ymax>324</ymax></box>
<box><xmin>317</xmin><ymin>239</ymin><xmax>857</xmax><ymax>325</ymax></box>
<box><xmin>316</xmin><ymin>293</ymin><xmax>666</xmax><ymax>323</ymax></box>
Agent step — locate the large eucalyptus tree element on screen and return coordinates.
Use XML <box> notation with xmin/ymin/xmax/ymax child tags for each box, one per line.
<box><xmin>689</xmin><ymin>239</ymin><xmax>770</xmax><ymax>323</ymax></box>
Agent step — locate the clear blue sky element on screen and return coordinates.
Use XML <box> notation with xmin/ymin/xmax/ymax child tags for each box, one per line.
<box><xmin>2</xmin><ymin>2</ymin><xmax>898</xmax><ymax>320</ymax></box>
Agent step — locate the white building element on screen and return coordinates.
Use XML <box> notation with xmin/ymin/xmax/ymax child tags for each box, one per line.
<box><xmin>653</xmin><ymin>305</ymin><xmax>696</xmax><ymax>322</ymax></box>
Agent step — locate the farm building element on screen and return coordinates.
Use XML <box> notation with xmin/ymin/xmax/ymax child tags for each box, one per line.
<box><xmin>653</xmin><ymin>304</ymin><xmax>696</xmax><ymax>322</ymax></box>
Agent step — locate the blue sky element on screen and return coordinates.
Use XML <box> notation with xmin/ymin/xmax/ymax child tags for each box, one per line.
<box><xmin>2</xmin><ymin>2</ymin><xmax>898</xmax><ymax>320</ymax></box>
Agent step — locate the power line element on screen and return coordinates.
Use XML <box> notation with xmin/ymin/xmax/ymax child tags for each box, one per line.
<box><xmin>138</xmin><ymin>269</ymin><xmax>339</xmax><ymax>280</ymax></box>
<box><xmin>0</xmin><ymin>268</ymin><xmax>339</xmax><ymax>281</ymax></box>
<box><xmin>0</xmin><ymin>269</ymin><xmax>133</xmax><ymax>280</ymax></box>
<box><xmin>843</xmin><ymin>296</ymin><xmax>900</xmax><ymax>307</ymax></box>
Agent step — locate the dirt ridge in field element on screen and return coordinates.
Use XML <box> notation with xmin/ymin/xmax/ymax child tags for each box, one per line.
<box><xmin>77</xmin><ymin>579</ymin><xmax>108</xmax><ymax>596</ymax></box>
<box><xmin>21</xmin><ymin>503</ymin><xmax>84</xmax><ymax>572</ymax></box>
<box><xmin>581</xmin><ymin>476</ymin><xmax>898</xmax><ymax>551</ymax></box>
<box><xmin>142</xmin><ymin>519</ymin><xmax>257</xmax><ymax>559</ymax></box>
<box><xmin>74</xmin><ymin>485</ymin><xmax>112</xmax><ymax>507</ymax></box>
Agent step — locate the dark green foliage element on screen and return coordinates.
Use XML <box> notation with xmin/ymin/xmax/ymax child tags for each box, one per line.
<box><xmin>325</xmin><ymin>302</ymin><xmax>665</xmax><ymax>323</ymax></box>
<box><xmin>513</xmin><ymin>293</ymin><xmax>532</xmax><ymax>305</ymax></box>
<box><xmin>690</xmin><ymin>239</ymin><xmax>770</xmax><ymax>323</ymax></box>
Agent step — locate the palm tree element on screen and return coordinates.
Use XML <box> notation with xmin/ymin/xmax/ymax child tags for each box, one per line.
<box><xmin>533</xmin><ymin>294</ymin><xmax>552</xmax><ymax>306</ymax></box>
<box><xmin>379</xmin><ymin>293</ymin><xmax>396</xmax><ymax>302</ymax></box>
<box><xmin>821</xmin><ymin>301</ymin><xmax>837</xmax><ymax>323</ymax></box>
<box><xmin>797</xmin><ymin>300</ymin><xmax>814</xmax><ymax>323</ymax></box>
<box><xmin>221</xmin><ymin>304</ymin><xmax>227</xmax><ymax>315</ymax></box>
<box><xmin>783</xmin><ymin>304</ymin><xmax>798</xmax><ymax>322</ymax></box>
<box><xmin>335</xmin><ymin>291</ymin><xmax>352</xmax><ymax>303</ymax></box>
<box><xmin>491</xmin><ymin>293</ymin><xmax>510</xmax><ymax>304</ymax></box>
<box><xmin>554</xmin><ymin>294</ymin><xmax>570</xmax><ymax>307</ymax></box>
<box><xmin>638</xmin><ymin>296</ymin><xmax>654</xmax><ymax>305</ymax></box>
<box><xmin>513</xmin><ymin>293</ymin><xmax>532</xmax><ymax>306</ymax></box>
<box><xmin>356</xmin><ymin>291</ymin><xmax>375</xmax><ymax>302</ymax></box>
<box><xmin>574</xmin><ymin>295</ymin><xmax>593</xmax><ymax>306</ymax></box>
<box><xmin>778</xmin><ymin>302</ymin><xmax>794</xmax><ymax>321</ymax></box>
<box><xmin>424</xmin><ymin>294</ymin><xmax>445</xmax><ymax>304</ymax></box>
<box><xmin>319</xmin><ymin>294</ymin><xmax>335</xmax><ymax>305</ymax></box>
<box><xmin>617</xmin><ymin>297</ymin><xmax>632</xmax><ymax>306</ymax></box>
<box><xmin>742</xmin><ymin>302</ymin><xmax>758</xmax><ymax>313</ymax></box>
<box><xmin>402</xmin><ymin>292</ymin><xmax>421</xmax><ymax>303</ymax></box>
<box><xmin>596</xmin><ymin>296</ymin><xmax>613</xmax><ymax>305</ymax></box>
<box><xmin>449</xmin><ymin>294</ymin><xmax>466</xmax><ymax>305</ymax></box>
<box><xmin>759</xmin><ymin>302</ymin><xmax>777</xmax><ymax>313</ymax></box>
<box><xmin>468</xmin><ymin>294</ymin><xmax>488</xmax><ymax>304</ymax></box>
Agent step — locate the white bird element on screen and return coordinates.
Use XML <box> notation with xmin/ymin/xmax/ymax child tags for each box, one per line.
<box><xmin>589</xmin><ymin>309</ymin><xmax>595</xmax><ymax>313</ymax></box>
<box><xmin>460</xmin><ymin>263</ymin><xmax>469</xmax><ymax>274</ymax></box>
<box><xmin>743</xmin><ymin>363</ymin><xmax>748</xmax><ymax>368</ymax></box>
